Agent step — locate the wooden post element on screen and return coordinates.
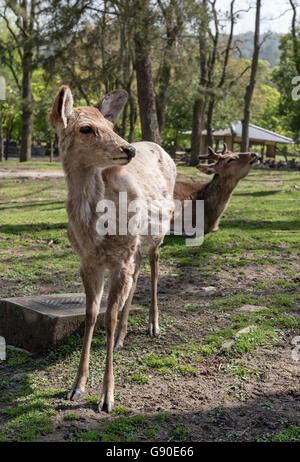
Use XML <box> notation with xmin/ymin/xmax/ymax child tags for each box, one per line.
<box><xmin>224</xmin><ymin>136</ymin><xmax>233</xmax><ymax>151</ymax></box>
<box><xmin>266</xmin><ymin>144</ymin><xmax>276</xmax><ymax>158</ymax></box>
<box><xmin>0</xmin><ymin>112</ymin><xmax>3</xmax><ymax>162</ymax></box>
<box><xmin>282</xmin><ymin>145</ymin><xmax>288</xmax><ymax>162</ymax></box>
<box><xmin>261</xmin><ymin>144</ymin><xmax>265</xmax><ymax>162</ymax></box>
<box><xmin>50</xmin><ymin>134</ymin><xmax>54</xmax><ymax>163</ymax></box>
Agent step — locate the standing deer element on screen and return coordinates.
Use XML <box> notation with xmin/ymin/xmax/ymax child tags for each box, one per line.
<box><xmin>50</xmin><ymin>85</ymin><xmax>176</xmax><ymax>412</ymax></box>
<box><xmin>173</xmin><ymin>144</ymin><xmax>259</xmax><ymax>235</ymax></box>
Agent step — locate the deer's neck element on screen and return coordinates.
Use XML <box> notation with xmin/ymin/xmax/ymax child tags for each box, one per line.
<box><xmin>64</xmin><ymin>164</ymin><xmax>105</xmax><ymax>232</ymax></box>
<box><xmin>202</xmin><ymin>175</ymin><xmax>239</xmax><ymax>229</ymax></box>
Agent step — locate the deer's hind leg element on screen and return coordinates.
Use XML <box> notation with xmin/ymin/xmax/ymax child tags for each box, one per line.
<box><xmin>148</xmin><ymin>245</ymin><xmax>160</xmax><ymax>336</ymax></box>
<box><xmin>114</xmin><ymin>248</ymin><xmax>142</xmax><ymax>352</ymax></box>
<box><xmin>68</xmin><ymin>261</ymin><xmax>105</xmax><ymax>401</ymax></box>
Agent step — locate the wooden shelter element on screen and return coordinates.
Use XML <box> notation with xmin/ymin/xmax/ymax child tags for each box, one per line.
<box><xmin>184</xmin><ymin>121</ymin><xmax>294</xmax><ymax>158</ymax></box>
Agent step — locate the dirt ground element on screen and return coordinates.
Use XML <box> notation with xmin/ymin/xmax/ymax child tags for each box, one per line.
<box><xmin>1</xmin><ymin>259</ymin><xmax>299</xmax><ymax>442</ymax></box>
<box><xmin>0</xmin><ymin>166</ymin><xmax>299</xmax><ymax>442</ymax></box>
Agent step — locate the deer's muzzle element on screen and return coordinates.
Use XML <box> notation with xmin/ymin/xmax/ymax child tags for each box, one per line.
<box><xmin>122</xmin><ymin>146</ymin><xmax>136</xmax><ymax>160</ymax></box>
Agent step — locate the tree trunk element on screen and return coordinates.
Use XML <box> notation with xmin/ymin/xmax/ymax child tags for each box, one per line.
<box><xmin>20</xmin><ymin>61</ymin><xmax>33</xmax><ymax>162</ymax></box>
<box><xmin>119</xmin><ymin>102</ymin><xmax>128</xmax><ymax>139</ymax></box>
<box><xmin>156</xmin><ymin>63</ymin><xmax>171</xmax><ymax>136</ymax></box>
<box><xmin>50</xmin><ymin>132</ymin><xmax>54</xmax><ymax>162</ymax></box>
<box><xmin>135</xmin><ymin>53</ymin><xmax>161</xmax><ymax>144</ymax></box>
<box><xmin>0</xmin><ymin>115</ymin><xmax>4</xmax><ymax>162</ymax></box>
<box><xmin>20</xmin><ymin>0</ymin><xmax>34</xmax><ymax>163</ymax></box>
<box><xmin>5</xmin><ymin>115</ymin><xmax>13</xmax><ymax>160</ymax></box>
<box><xmin>206</xmin><ymin>0</ymin><xmax>235</xmax><ymax>151</ymax></box>
<box><xmin>289</xmin><ymin>0</ymin><xmax>300</xmax><ymax>74</ymax></box>
<box><xmin>190</xmin><ymin>97</ymin><xmax>206</xmax><ymax>166</ymax></box>
<box><xmin>190</xmin><ymin>0</ymin><xmax>209</xmax><ymax>166</ymax></box>
<box><xmin>206</xmin><ymin>98</ymin><xmax>215</xmax><ymax>149</ymax></box>
<box><xmin>134</xmin><ymin>0</ymin><xmax>161</xmax><ymax>144</ymax></box>
<box><xmin>128</xmin><ymin>95</ymin><xmax>137</xmax><ymax>143</ymax></box>
<box><xmin>241</xmin><ymin>0</ymin><xmax>261</xmax><ymax>152</ymax></box>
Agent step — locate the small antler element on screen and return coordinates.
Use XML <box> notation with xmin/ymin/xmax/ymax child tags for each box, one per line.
<box><xmin>221</xmin><ymin>142</ymin><xmax>228</xmax><ymax>154</ymax></box>
<box><xmin>198</xmin><ymin>143</ymin><xmax>230</xmax><ymax>160</ymax></box>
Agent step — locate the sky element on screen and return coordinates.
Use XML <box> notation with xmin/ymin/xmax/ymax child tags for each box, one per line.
<box><xmin>217</xmin><ymin>0</ymin><xmax>298</xmax><ymax>34</ymax></box>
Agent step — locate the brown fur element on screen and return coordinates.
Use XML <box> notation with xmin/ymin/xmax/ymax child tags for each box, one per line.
<box><xmin>50</xmin><ymin>86</ymin><xmax>176</xmax><ymax>412</ymax></box>
<box><xmin>173</xmin><ymin>148</ymin><xmax>259</xmax><ymax>234</ymax></box>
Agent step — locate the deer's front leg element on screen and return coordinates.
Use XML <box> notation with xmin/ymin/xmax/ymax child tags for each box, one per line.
<box><xmin>67</xmin><ymin>263</ymin><xmax>104</xmax><ymax>401</ymax></box>
<box><xmin>148</xmin><ymin>246</ymin><xmax>160</xmax><ymax>336</ymax></box>
<box><xmin>114</xmin><ymin>249</ymin><xmax>142</xmax><ymax>351</ymax></box>
<box><xmin>99</xmin><ymin>263</ymin><xmax>134</xmax><ymax>413</ymax></box>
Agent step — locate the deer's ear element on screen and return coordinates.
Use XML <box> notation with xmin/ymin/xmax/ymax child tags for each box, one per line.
<box><xmin>50</xmin><ymin>85</ymin><xmax>73</xmax><ymax>129</ymax></box>
<box><xmin>197</xmin><ymin>164</ymin><xmax>216</xmax><ymax>175</ymax></box>
<box><xmin>95</xmin><ymin>90</ymin><xmax>128</xmax><ymax>124</ymax></box>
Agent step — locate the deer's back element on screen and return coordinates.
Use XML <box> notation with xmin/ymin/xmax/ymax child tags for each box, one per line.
<box><xmin>128</xmin><ymin>141</ymin><xmax>176</xmax><ymax>201</ymax></box>
<box><xmin>174</xmin><ymin>181</ymin><xmax>207</xmax><ymax>202</ymax></box>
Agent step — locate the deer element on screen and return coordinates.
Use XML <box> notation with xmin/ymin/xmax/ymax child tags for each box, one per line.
<box><xmin>172</xmin><ymin>144</ymin><xmax>259</xmax><ymax>235</ymax></box>
<box><xmin>49</xmin><ymin>85</ymin><xmax>176</xmax><ymax>412</ymax></box>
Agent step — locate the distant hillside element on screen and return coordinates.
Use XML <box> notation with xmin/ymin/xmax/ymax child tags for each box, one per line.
<box><xmin>233</xmin><ymin>32</ymin><xmax>282</xmax><ymax>68</ymax></box>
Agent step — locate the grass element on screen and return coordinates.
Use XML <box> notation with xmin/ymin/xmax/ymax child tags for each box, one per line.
<box><xmin>0</xmin><ymin>160</ymin><xmax>62</xmax><ymax>169</ymax></box>
<box><xmin>173</xmin><ymin>427</ymin><xmax>189</xmax><ymax>440</ymax></box>
<box><xmin>71</xmin><ymin>415</ymin><xmax>148</xmax><ymax>442</ymax></box>
<box><xmin>0</xmin><ymin>165</ymin><xmax>299</xmax><ymax>442</ymax></box>
<box><xmin>255</xmin><ymin>425</ymin><xmax>300</xmax><ymax>442</ymax></box>
<box><xmin>0</xmin><ymin>382</ymin><xmax>64</xmax><ymax>442</ymax></box>
<box><xmin>64</xmin><ymin>412</ymin><xmax>80</xmax><ymax>421</ymax></box>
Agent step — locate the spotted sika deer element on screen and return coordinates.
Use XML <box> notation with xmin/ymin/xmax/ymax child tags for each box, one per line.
<box><xmin>50</xmin><ymin>86</ymin><xmax>176</xmax><ymax>412</ymax></box>
<box><xmin>173</xmin><ymin>144</ymin><xmax>259</xmax><ymax>235</ymax></box>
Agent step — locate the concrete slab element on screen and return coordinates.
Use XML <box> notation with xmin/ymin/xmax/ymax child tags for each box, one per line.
<box><xmin>0</xmin><ymin>293</ymin><xmax>142</xmax><ymax>352</ymax></box>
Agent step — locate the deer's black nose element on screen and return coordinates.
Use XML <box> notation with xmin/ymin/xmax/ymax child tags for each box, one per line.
<box><xmin>122</xmin><ymin>146</ymin><xmax>136</xmax><ymax>159</ymax></box>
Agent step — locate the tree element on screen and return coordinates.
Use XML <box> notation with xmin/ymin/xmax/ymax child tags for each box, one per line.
<box><xmin>133</xmin><ymin>0</ymin><xmax>161</xmax><ymax>144</ymax></box>
<box><xmin>190</xmin><ymin>0</ymin><xmax>210</xmax><ymax>166</ymax></box>
<box><xmin>206</xmin><ymin>0</ymin><xmax>236</xmax><ymax>149</ymax></box>
<box><xmin>241</xmin><ymin>0</ymin><xmax>261</xmax><ymax>152</ymax></box>
<box><xmin>0</xmin><ymin>0</ymin><xmax>88</xmax><ymax>161</ymax></box>
<box><xmin>288</xmin><ymin>0</ymin><xmax>300</xmax><ymax>74</ymax></box>
<box><xmin>273</xmin><ymin>33</ymin><xmax>300</xmax><ymax>142</ymax></box>
<box><xmin>155</xmin><ymin>0</ymin><xmax>185</xmax><ymax>135</ymax></box>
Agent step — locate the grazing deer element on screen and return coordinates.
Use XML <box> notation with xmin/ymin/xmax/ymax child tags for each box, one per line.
<box><xmin>50</xmin><ymin>86</ymin><xmax>176</xmax><ymax>412</ymax></box>
<box><xmin>173</xmin><ymin>144</ymin><xmax>259</xmax><ymax>235</ymax></box>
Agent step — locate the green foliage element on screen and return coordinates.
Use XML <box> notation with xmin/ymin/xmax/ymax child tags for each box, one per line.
<box><xmin>273</xmin><ymin>32</ymin><xmax>300</xmax><ymax>143</ymax></box>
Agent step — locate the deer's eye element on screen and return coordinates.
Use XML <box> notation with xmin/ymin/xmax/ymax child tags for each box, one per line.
<box><xmin>227</xmin><ymin>158</ymin><xmax>234</xmax><ymax>164</ymax></box>
<box><xmin>80</xmin><ymin>126</ymin><xmax>93</xmax><ymax>134</ymax></box>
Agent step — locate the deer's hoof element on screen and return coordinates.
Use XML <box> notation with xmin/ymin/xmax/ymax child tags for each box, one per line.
<box><xmin>114</xmin><ymin>333</ymin><xmax>125</xmax><ymax>352</ymax></box>
<box><xmin>98</xmin><ymin>393</ymin><xmax>114</xmax><ymax>413</ymax></box>
<box><xmin>67</xmin><ymin>388</ymin><xmax>84</xmax><ymax>401</ymax></box>
<box><xmin>148</xmin><ymin>323</ymin><xmax>160</xmax><ymax>337</ymax></box>
<box><xmin>114</xmin><ymin>342</ymin><xmax>123</xmax><ymax>352</ymax></box>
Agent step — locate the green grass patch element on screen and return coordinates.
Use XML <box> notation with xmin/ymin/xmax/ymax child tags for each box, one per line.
<box><xmin>173</xmin><ymin>426</ymin><xmax>189</xmax><ymax>440</ymax></box>
<box><xmin>0</xmin><ymin>385</ymin><xmax>64</xmax><ymax>442</ymax></box>
<box><xmin>6</xmin><ymin>350</ymin><xmax>32</xmax><ymax>367</ymax></box>
<box><xmin>111</xmin><ymin>405</ymin><xmax>130</xmax><ymax>416</ymax></box>
<box><xmin>255</xmin><ymin>426</ymin><xmax>300</xmax><ymax>442</ymax></box>
<box><xmin>176</xmin><ymin>365</ymin><xmax>196</xmax><ymax>376</ymax></box>
<box><xmin>64</xmin><ymin>412</ymin><xmax>80</xmax><ymax>421</ymax></box>
<box><xmin>101</xmin><ymin>416</ymin><xmax>147</xmax><ymax>442</ymax></box>
<box><xmin>130</xmin><ymin>372</ymin><xmax>151</xmax><ymax>384</ymax></box>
